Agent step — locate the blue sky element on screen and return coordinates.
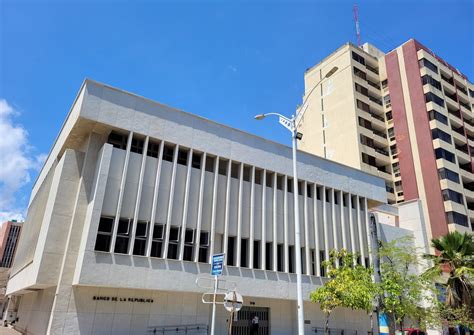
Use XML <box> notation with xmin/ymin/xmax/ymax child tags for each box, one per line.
<box><xmin>0</xmin><ymin>0</ymin><xmax>473</xmax><ymax>221</ymax></box>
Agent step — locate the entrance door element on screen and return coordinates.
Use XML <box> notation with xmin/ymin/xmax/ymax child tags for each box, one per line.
<box><xmin>231</xmin><ymin>306</ymin><xmax>270</xmax><ymax>335</ymax></box>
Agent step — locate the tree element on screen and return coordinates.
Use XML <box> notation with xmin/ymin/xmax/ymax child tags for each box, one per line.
<box><xmin>310</xmin><ymin>249</ymin><xmax>376</xmax><ymax>334</ymax></box>
<box><xmin>423</xmin><ymin>231</ymin><xmax>474</xmax><ymax>328</ymax></box>
<box><xmin>424</xmin><ymin>231</ymin><xmax>474</xmax><ymax>308</ymax></box>
<box><xmin>377</xmin><ymin>237</ymin><xmax>433</xmax><ymax>332</ymax></box>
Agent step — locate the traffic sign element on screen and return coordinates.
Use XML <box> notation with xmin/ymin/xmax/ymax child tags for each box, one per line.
<box><xmin>224</xmin><ymin>291</ymin><xmax>243</xmax><ymax>313</ymax></box>
<box><xmin>211</xmin><ymin>253</ymin><xmax>225</xmax><ymax>276</ymax></box>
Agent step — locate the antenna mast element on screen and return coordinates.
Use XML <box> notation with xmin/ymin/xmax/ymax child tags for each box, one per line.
<box><xmin>353</xmin><ymin>3</ymin><xmax>361</xmax><ymax>47</ymax></box>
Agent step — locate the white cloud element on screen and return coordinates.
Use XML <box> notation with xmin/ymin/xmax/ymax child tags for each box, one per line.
<box><xmin>0</xmin><ymin>99</ymin><xmax>46</xmax><ymax>222</ymax></box>
<box><xmin>227</xmin><ymin>65</ymin><xmax>238</xmax><ymax>73</ymax></box>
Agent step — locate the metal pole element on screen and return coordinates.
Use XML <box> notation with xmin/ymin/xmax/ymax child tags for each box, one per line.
<box><xmin>292</xmin><ymin>125</ymin><xmax>305</xmax><ymax>335</ymax></box>
<box><xmin>211</xmin><ymin>275</ymin><xmax>218</xmax><ymax>335</ymax></box>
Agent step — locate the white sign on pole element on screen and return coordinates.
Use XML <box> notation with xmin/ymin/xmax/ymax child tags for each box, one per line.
<box><xmin>223</xmin><ymin>291</ymin><xmax>243</xmax><ymax>313</ymax></box>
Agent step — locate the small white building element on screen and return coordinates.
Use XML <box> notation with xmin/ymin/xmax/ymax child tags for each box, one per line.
<box><xmin>6</xmin><ymin>80</ymin><xmax>410</xmax><ymax>334</ymax></box>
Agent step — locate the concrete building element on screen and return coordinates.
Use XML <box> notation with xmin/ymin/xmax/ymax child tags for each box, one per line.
<box><xmin>298</xmin><ymin>39</ymin><xmax>474</xmax><ymax>240</ymax></box>
<box><xmin>5</xmin><ymin>79</ymin><xmax>413</xmax><ymax>334</ymax></box>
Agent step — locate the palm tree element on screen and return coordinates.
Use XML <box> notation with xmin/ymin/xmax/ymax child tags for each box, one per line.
<box><xmin>424</xmin><ymin>231</ymin><xmax>474</xmax><ymax>308</ymax></box>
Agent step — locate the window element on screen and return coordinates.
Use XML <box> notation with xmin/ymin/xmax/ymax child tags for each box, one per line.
<box><xmin>227</xmin><ymin>236</ymin><xmax>235</xmax><ymax>266</ymax></box>
<box><xmin>287</xmin><ymin>178</ymin><xmax>293</xmax><ymax>193</ymax></box>
<box><xmin>381</xmin><ymin>79</ymin><xmax>388</xmax><ymax>89</ymax></box>
<box><xmin>147</xmin><ymin>141</ymin><xmax>160</xmax><ymax>158</ymax></box>
<box><xmin>446</xmin><ymin>211</ymin><xmax>468</xmax><ymax>227</ymax></box>
<box><xmin>167</xmin><ymin>226</ymin><xmax>180</xmax><ymax>259</ymax></box>
<box><xmin>199</xmin><ymin>231</ymin><xmax>209</xmax><ymax>263</ymax></box>
<box><xmin>133</xmin><ymin>221</ymin><xmax>149</xmax><ymax>256</ymax></box>
<box><xmin>162</xmin><ymin>145</ymin><xmax>174</xmax><ymax>162</ymax></box>
<box><xmin>362</xmin><ymin>153</ymin><xmax>376</xmax><ymax>167</ymax></box>
<box><xmin>316</xmin><ymin>187</ymin><xmax>321</xmax><ymax>200</ymax></box>
<box><xmin>177</xmin><ymin>149</ymin><xmax>188</xmax><ymax>166</ymax></box>
<box><xmin>114</xmin><ymin>219</ymin><xmax>131</xmax><ymax>254</ymax></box>
<box><xmin>276</xmin><ymin>175</ymin><xmax>283</xmax><ymax>190</ymax></box>
<box><xmin>183</xmin><ymin>228</ymin><xmax>195</xmax><ymax>261</ymax></box>
<box><xmin>442</xmin><ymin>189</ymin><xmax>464</xmax><ymax>205</ymax></box>
<box><xmin>431</xmin><ymin>129</ymin><xmax>452</xmax><ymax>144</ymax></box>
<box><xmin>205</xmin><ymin>156</ymin><xmax>215</xmax><ymax>172</ymax></box>
<box><xmin>253</xmin><ymin>169</ymin><xmax>261</xmax><ymax>185</ymax></box>
<box><xmin>241</xmin><ymin>239</ymin><xmax>248</xmax><ymax>268</ymax></box>
<box><xmin>266</xmin><ymin>172</ymin><xmax>273</xmax><ymax>187</ymax></box>
<box><xmin>94</xmin><ymin>217</ymin><xmax>114</xmax><ymax>252</ymax></box>
<box><xmin>388</xmin><ymin>127</ymin><xmax>395</xmax><ymax>139</ymax></box>
<box><xmin>425</xmin><ymin>92</ymin><xmax>444</xmax><ymax>107</ymax></box>
<box><xmin>191</xmin><ymin>152</ymin><xmax>202</xmax><ymax>169</ymax></box>
<box><xmin>307</xmin><ymin>184</ymin><xmax>313</xmax><ymax>198</ymax></box>
<box><xmin>360</xmin><ymin>134</ymin><xmax>374</xmax><ymax>147</ymax></box>
<box><xmin>358</xmin><ymin>117</ymin><xmax>372</xmax><ymax>131</ymax></box>
<box><xmin>438</xmin><ymin>168</ymin><xmax>460</xmax><ymax>183</ymax></box>
<box><xmin>288</xmin><ymin>246</ymin><xmax>295</xmax><ymax>273</ymax></box>
<box><xmin>231</xmin><ymin>163</ymin><xmax>239</xmax><ymax>179</ymax></box>
<box><xmin>320</xmin><ymin>250</ymin><xmax>326</xmax><ymax>277</ymax></box>
<box><xmin>218</xmin><ymin>159</ymin><xmax>228</xmax><ymax>176</ymax></box>
<box><xmin>428</xmin><ymin>110</ymin><xmax>448</xmax><ymax>125</ymax></box>
<box><xmin>150</xmin><ymin>223</ymin><xmax>165</xmax><ymax>258</ymax></box>
<box><xmin>355</xmin><ymin>83</ymin><xmax>368</xmax><ymax>96</ymax></box>
<box><xmin>107</xmin><ymin>132</ymin><xmax>128</xmax><ymax>150</ymax></box>
<box><xmin>352</xmin><ymin>51</ymin><xmax>366</xmax><ymax>65</ymax></box>
<box><xmin>356</xmin><ymin>99</ymin><xmax>370</xmax><ymax>113</ymax></box>
<box><xmin>243</xmin><ymin>166</ymin><xmax>251</xmax><ymax>182</ymax></box>
<box><xmin>386</xmin><ymin>111</ymin><xmax>393</xmax><ymax>121</ymax></box>
<box><xmin>435</xmin><ymin>148</ymin><xmax>456</xmax><ymax>163</ymax></box>
<box><xmin>253</xmin><ymin>240</ymin><xmax>260</xmax><ymax>269</ymax></box>
<box><xmin>130</xmin><ymin>137</ymin><xmax>144</xmax><ymax>154</ymax></box>
<box><xmin>298</xmin><ymin>181</ymin><xmax>303</xmax><ymax>196</ymax></box>
<box><xmin>421</xmin><ymin>75</ymin><xmax>442</xmax><ymax>91</ymax></box>
<box><xmin>265</xmin><ymin>242</ymin><xmax>272</xmax><ymax>270</ymax></box>
<box><xmin>419</xmin><ymin>58</ymin><xmax>438</xmax><ymax>74</ymax></box>
<box><xmin>353</xmin><ymin>67</ymin><xmax>367</xmax><ymax>80</ymax></box>
<box><xmin>277</xmin><ymin>244</ymin><xmax>284</xmax><ymax>272</ymax></box>
<box><xmin>325</xmin><ymin>189</ymin><xmax>330</xmax><ymax>203</ymax></box>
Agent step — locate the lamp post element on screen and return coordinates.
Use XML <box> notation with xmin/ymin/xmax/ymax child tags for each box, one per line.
<box><xmin>254</xmin><ymin>66</ymin><xmax>338</xmax><ymax>335</ymax></box>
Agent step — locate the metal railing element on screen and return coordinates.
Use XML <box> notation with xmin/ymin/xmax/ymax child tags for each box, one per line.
<box><xmin>148</xmin><ymin>324</ymin><xmax>209</xmax><ymax>334</ymax></box>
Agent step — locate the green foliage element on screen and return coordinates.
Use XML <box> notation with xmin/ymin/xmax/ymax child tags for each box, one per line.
<box><xmin>310</xmin><ymin>249</ymin><xmax>376</xmax><ymax>333</ymax></box>
<box><xmin>423</xmin><ymin>231</ymin><xmax>474</xmax><ymax>309</ymax></box>
<box><xmin>378</xmin><ymin>237</ymin><xmax>432</xmax><ymax>330</ymax></box>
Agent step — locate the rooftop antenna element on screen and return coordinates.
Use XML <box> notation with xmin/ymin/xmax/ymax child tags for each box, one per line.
<box><xmin>353</xmin><ymin>3</ymin><xmax>361</xmax><ymax>47</ymax></box>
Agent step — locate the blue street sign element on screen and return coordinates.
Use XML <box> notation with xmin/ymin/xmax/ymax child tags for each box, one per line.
<box><xmin>211</xmin><ymin>253</ymin><xmax>225</xmax><ymax>276</ymax></box>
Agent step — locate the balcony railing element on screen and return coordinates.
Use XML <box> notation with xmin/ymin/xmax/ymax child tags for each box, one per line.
<box><xmin>367</xmin><ymin>80</ymin><xmax>380</xmax><ymax>90</ymax></box>
<box><xmin>441</xmin><ymin>74</ymin><xmax>455</xmax><ymax>86</ymax></box>
<box><xmin>446</xmin><ymin>92</ymin><xmax>458</xmax><ymax>102</ymax></box>
<box><xmin>465</xmin><ymin>118</ymin><xmax>474</xmax><ymax>127</ymax></box>
<box><xmin>369</xmin><ymin>95</ymin><xmax>383</xmax><ymax>106</ymax></box>
<box><xmin>460</xmin><ymin>101</ymin><xmax>472</xmax><ymax>111</ymax></box>
<box><xmin>452</xmin><ymin>126</ymin><xmax>465</xmax><ymax>136</ymax></box>
<box><xmin>448</xmin><ymin>108</ymin><xmax>462</xmax><ymax>119</ymax></box>
<box><xmin>373</xmin><ymin>129</ymin><xmax>387</xmax><ymax>139</ymax></box>
<box><xmin>366</xmin><ymin>64</ymin><xmax>379</xmax><ymax>75</ymax></box>
<box><xmin>456</xmin><ymin>85</ymin><xmax>468</xmax><ymax>96</ymax></box>
<box><xmin>375</xmin><ymin>147</ymin><xmax>389</xmax><ymax>156</ymax></box>
<box><xmin>456</xmin><ymin>144</ymin><xmax>469</xmax><ymax>154</ymax></box>
<box><xmin>369</xmin><ymin>111</ymin><xmax>385</xmax><ymax>122</ymax></box>
<box><xmin>460</xmin><ymin>163</ymin><xmax>473</xmax><ymax>173</ymax></box>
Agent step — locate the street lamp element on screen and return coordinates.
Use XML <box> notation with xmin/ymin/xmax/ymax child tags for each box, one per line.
<box><xmin>254</xmin><ymin>66</ymin><xmax>338</xmax><ymax>335</ymax></box>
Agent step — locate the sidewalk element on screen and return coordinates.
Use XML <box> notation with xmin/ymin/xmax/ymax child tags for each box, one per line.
<box><xmin>0</xmin><ymin>327</ymin><xmax>21</xmax><ymax>335</ymax></box>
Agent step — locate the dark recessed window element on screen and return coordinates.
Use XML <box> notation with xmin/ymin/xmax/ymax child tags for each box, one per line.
<box><xmin>431</xmin><ymin>129</ymin><xmax>452</xmax><ymax>144</ymax></box>
<box><xmin>425</xmin><ymin>92</ymin><xmax>444</xmax><ymax>107</ymax></box>
<box><xmin>352</xmin><ymin>51</ymin><xmax>366</xmax><ymax>65</ymax></box>
<box><xmin>162</xmin><ymin>145</ymin><xmax>174</xmax><ymax>162</ymax></box>
<box><xmin>438</xmin><ymin>168</ymin><xmax>460</xmax><ymax>184</ymax></box>
<box><xmin>428</xmin><ymin>110</ymin><xmax>448</xmax><ymax>125</ymax></box>
<box><xmin>94</xmin><ymin>217</ymin><xmax>115</xmax><ymax>252</ymax></box>
<box><xmin>107</xmin><ymin>132</ymin><xmax>127</xmax><ymax>150</ymax></box>
<box><xmin>442</xmin><ymin>189</ymin><xmax>464</xmax><ymax>205</ymax></box>
<box><xmin>114</xmin><ymin>219</ymin><xmax>131</xmax><ymax>254</ymax></box>
<box><xmin>446</xmin><ymin>211</ymin><xmax>468</xmax><ymax>227</ymax></box>
<box><xmin>205</xmin><ymin>156</ymin><xmax>215</xmax><ymax>172</ymax></box>
<box><xmin>177</xmin><ymin>149</ymin><xmax>189</xmax><ymax>166</ymax></box>
<box><xmin>191</xmin><ymin>152</ymin><xmax>202</xmax><ymax>169</ymax></box>
<box><xmin>435</xmin><ymin>148</ymin><xmax>456</xmax><ymax>163</ymax></box>
<box><xmin>130</xmin><ymin>138</ymin><xmax>144</xmax><ymax>154</ymax></box>
<box><xmin>147</xmin><ymin>141</ymin><xmax>160</xmax><ymax>158</ymax></box>
<box><xmin>419</xmin><ymin>58</ymin><xmax>438</xmax><ymax>74</ymax></box>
